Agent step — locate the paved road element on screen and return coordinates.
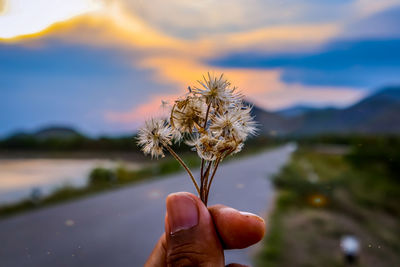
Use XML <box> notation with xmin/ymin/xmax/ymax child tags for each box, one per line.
<box><xmin>0</xmin><ymin>144</ymin><xmax>296</xmax><ymax>267</ymax></box>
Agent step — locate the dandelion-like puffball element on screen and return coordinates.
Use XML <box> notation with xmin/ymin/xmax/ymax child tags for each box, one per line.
<box><xmin>210</xmin><ymin>103</ymin><xmax>257</xmax><ymax>141</ymax></box>
<box><xmin>137</xmin><ymin>119</ymin><xmax>173</xmax><ymax>158</ymax></box>
<box><xmin>234</xmin><ymin>104</ymin><xmax>258</xmax><ymax>139</ymax></box>
<box><xmin>193</xmin><ymin>73</ymin><xmax>239</xmax><ymax>109</ymax></box>
<box><xmin>210</xmin><ymin>111</ymin><xmax>246</xmax><ymax>141</ymax></box>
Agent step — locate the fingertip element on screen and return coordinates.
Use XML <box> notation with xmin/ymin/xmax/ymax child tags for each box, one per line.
<box><xmin>238</xmin><ymin>211</ymin><xmax>266</xmax><ymax>228</ymax></box>
<box><xmin>209</xmin><ymin>206</ymin><xmax>266</xmax><ymax>249</ymax></box>
<box><xmin>166</xmin><ymin>192</ymin><xmax>199</xmax><ymax>205</ymax></box>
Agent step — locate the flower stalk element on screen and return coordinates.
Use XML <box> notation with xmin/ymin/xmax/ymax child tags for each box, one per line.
<box><xmin>137</xmin><ymin>73</ymin><xmax>257</xmax><ymax>205</ymax></box>
<box><xmin>164</xmin><ymin>144</ymin><xmax>200</xmax><ymax>195</ymax></box>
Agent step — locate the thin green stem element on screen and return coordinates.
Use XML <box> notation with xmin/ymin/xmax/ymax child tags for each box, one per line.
<box><xmin>164</xmin><ymin>145</ymin><xmax>200</xmax><ymax>195</ymax></box>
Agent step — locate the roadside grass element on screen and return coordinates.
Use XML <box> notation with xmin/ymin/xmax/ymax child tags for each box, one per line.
<box><xmin>256</xmin><ymin>144</ymin><xmax>400</xmax><ymax>267</ymax></box>
<box><xmin>0</xmin><ymin>154</ymin><xmax>201</xmax><ymax>219</ymax></box>
<box><xmin>0</xmin><ymin>139</ymin><xmax>278</xmax><ymax>219</ymax></box>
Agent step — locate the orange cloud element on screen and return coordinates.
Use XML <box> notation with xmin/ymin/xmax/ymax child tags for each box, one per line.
<box><xmin>217</xmin><ymin>24</ymin><xmax>339</xmax><ymax>53</ymax></box>
<box><xmin>105</xmin><ymin>66</ymin><xmax>365</xmax><ymax>126</ymax></box>
<box><xmin>209</xmin><ymin>68</ymin><xmax>366</xmax><ymax>110</ymax></box>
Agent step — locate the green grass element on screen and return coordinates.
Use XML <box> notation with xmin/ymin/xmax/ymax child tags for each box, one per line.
<box><xmin>255</xmin><ymin>196</ymin><xmax>286</xmax><ymax>267</ymax></box>
<box><xmin>256</xmin><ymin>143</ymin><xmax>400</xmax><ymax>267</ymax></box>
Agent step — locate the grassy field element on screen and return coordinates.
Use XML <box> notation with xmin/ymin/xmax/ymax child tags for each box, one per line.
<box><xmin>256</xmin><ymin>141</ymin><xmax>400</xmax><ymax>267</ymax></box>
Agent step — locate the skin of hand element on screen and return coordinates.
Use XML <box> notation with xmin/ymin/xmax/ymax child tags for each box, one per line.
<box><xmin>145</xmin><ymin>192</ymin><xmax>266</xmax><ymax>267</ymax></box>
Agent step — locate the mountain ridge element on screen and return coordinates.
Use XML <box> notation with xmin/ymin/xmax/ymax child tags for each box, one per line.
<box><xmin>252</xmin><ymin>87</ymin><xmax>400</xmax><ymax>136</ymax></box>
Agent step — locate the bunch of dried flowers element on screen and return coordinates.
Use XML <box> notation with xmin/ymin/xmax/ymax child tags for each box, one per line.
<box><xmin>137</xmin><ymin>73</ymin><xmax>257</xmax><ymax>205</ymax></box>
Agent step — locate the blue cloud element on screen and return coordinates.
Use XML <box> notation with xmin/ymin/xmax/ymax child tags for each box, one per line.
<box><xmin>209</xmin><ymin>5</ymin><xmax>400</xmax><ymax>88</ymax></box>
<box><xmin>0</xmin><ymin>41</ymin><xmax>131</xmax><ymax>77</ymax></box>
<box><xmin>345</xmin><ymin>6</ymin><xmax>400</xmax><ymax>38</ymax></box>
<box><xmin>0</xmin><ymin>40</ymin><xmax>176</xmax><ymax>136</ymax></box>
<box><xmin>209</xmin><ymin>38</ymin><xmax>400</xmax><ymax>88</ymax></box>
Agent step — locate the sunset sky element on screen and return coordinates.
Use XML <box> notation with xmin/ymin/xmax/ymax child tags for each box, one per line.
<box><xmin>1</xmin><ymin>0</ymin><xmax>400</xmax><ymax>136</ymax></box>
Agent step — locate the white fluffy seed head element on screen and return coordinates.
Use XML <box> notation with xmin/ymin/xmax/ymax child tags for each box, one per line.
<box><xmin>193</xmin><ymin>73</ymin><xmax>241</xmax><ymax>110</ymax></box>
<box><xmin>233</xmin><ymin>103</ymin><xmax>258</xmax><ymax>139</ymax></box>
<box><xmin>137</xmin><ymin>119</ymin><xmax>173</xmax><ymax>158</ymax></box>
<box><xmin>210</xmin><ymin>110</ymin><xmax>246</xmax><ymax>141</ymax></box>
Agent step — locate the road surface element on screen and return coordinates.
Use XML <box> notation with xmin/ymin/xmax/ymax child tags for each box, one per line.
<box><xmin>0</xmin><ymin>144</ymin><xmax>296</xmax><ymax>267</ymax></box>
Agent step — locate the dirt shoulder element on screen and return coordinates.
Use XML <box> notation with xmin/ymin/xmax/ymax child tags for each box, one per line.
<box><xmin>256</xmin><ymin>144</ymin><xmax>400</xmax><ymax>267</ymax></box>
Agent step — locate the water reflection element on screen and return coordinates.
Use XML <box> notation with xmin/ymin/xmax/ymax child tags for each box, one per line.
<box><xmin>0</xmin><ymin>159</ymin><xmax>140</xmax><ymax>204</ymax></box>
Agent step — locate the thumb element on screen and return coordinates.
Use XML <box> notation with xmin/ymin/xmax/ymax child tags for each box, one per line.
<box><xmin>165</xmin><ymin>192</ymin><xmax>224</xmax><ymax>267</ymax></box>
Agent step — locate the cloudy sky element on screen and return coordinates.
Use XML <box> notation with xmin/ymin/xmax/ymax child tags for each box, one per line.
<box><xmin>1</xmin><ymin>0</ymin><xmax>400</xmax><ymax>136</ymax></box>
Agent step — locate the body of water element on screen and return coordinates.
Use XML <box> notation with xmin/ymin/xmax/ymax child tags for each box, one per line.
<box><xmin>0</xmin><ymin>159</ymin><xmax>140</xmax><ymax>205</ymax></box>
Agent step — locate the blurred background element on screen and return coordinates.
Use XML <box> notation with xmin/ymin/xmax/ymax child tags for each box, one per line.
<box><xmin>1</xmin><ymin>0</ymin><xmax>399</xmax><ymax>266</ymax></box>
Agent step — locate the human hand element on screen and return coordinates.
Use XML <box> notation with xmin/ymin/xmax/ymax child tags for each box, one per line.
<box><xmin>145</xmin><ymin>192</ymin><xmax>265</xmax><ymax>267</ymax></box>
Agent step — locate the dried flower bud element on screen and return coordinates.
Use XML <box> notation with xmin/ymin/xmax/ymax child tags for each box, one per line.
<box><xmin>194</xmin><ymin>135</ymin><xmax>219</xmax><ymax>161</ymax></box>
<box><xmin>170</xmin><ymin>96</ymin><xmax>206</xmax><ymax>133</ymax></box>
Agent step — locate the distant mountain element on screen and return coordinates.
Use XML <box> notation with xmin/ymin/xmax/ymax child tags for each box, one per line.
<box><xmin>298</xmin><ymin>87</ymin><xmax>400</xmax><ymax>135</ymax></box>
<box><xmin>252</xmin><ymin>87</ymin><xmax>400</xmax><ymax>136</ymax></box>
<box><xmin>250</xmin><ymin>105</ymin><xmax>297</xmax><ymax>136</ymax></box>
<box><xmin>276</xmin><ymin>105</ymin><xmax>327</xmax><ymax>118</ymax></box>
<box><xmin>8</xmin><ymin>126</ymin><xmax>82</xmax><ymax>140</ymax></box>
<box><xmin>34</xmin><ymin>126</ymin><xmax>81</xmax><ymax>140</ymax></box>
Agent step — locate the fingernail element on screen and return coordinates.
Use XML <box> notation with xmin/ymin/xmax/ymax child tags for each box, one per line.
<box><xmin>166</xmin><ymin>193</ymin><xmax>199</xmax><ymax>234</ymax></box>
<box><xmin>239</xmin><ymin>211</ymin><xmax>265</xmax><ymax>223</ymax></box>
